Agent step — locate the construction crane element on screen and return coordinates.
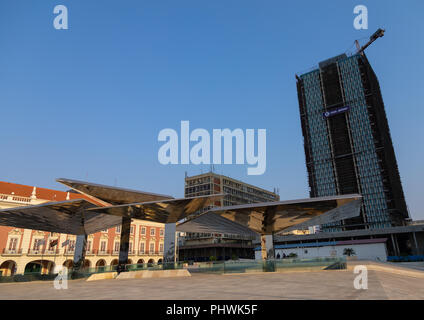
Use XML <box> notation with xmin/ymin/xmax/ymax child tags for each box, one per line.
<box><xmin>355</xmin><ymin>28</ymin><xmax>385</xmax><ymax>55</ymax></box>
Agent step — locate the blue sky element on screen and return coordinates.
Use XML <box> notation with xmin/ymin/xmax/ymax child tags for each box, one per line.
<box><xmin>0</xmin><ymin>1</ymin><xmax>423</xmax><ymax>219</ymax></box>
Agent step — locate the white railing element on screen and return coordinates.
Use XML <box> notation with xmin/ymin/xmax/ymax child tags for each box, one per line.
<box><xmin>0</xmin><ymin>193</ymin><xmax>32</xmax><ymax>204</ymax></box>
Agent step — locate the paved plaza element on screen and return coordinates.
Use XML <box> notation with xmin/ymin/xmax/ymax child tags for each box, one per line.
<box><xmin>1</xmin><ymin>269</ymin><xmax>424</xmax><ymax>300</ymax></box>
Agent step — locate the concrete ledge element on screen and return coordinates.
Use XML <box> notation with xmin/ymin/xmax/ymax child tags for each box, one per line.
<box><xmin>86</xmin><ymin>272</ymin><xmax>118</xmax><ymax>282</ymax></box>
<box><xmin>115</xmin><ymin>269</ymin><xmax>191</xmax><ymax>280</ymax></box>
<box><xmin>347</xmin><ymin>260</ymin><xmax>424</xmax><ymax>279</ymax></box>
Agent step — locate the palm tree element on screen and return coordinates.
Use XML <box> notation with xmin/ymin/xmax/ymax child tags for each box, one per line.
<box><xmin>343</xmin><ymin>248</ymin><xmax>356</xmax><ymax>256</ymax></box>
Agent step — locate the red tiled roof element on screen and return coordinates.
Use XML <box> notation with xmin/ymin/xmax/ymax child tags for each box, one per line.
<box><xmin>0</xmin><ymin>181</ymin><xmax>103</xmax><ymax>206</ymax></box>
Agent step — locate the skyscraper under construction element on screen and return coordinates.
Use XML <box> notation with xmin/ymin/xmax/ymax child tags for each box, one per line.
<box><xmin>296</xmin><ymin>30</ymin><xmax>409</xmax><ymax>231</ymax></box>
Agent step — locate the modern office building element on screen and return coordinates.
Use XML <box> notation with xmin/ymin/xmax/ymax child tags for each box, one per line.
<box><xmin>296</xmin><ymin>53</ymin><xmax>409</xmax><ymax>232</ymax></box>
<box><xmin>185</xmin><ymin>172</ymin><xmax>279</xmax><ymax>206</ymax></box>
<box><xmin>179</xmin><ymin>172</ymin><xmax>280</xmax><ymax>261</ymax></box>
<box><xmin>0</xmin><ymin>181</ymin><xmax>165</xmax><ymax>276</ymax></box>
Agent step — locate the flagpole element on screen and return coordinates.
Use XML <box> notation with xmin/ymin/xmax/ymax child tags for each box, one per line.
<box><xmin>41</xmin><ymin>239</ymin><xmax>44</xmax><ymax>275</ymax></box>
<box><xmin>53</xmin><ymin>239</ymin><xmax>57</xmax><ymax>273</ymax></box>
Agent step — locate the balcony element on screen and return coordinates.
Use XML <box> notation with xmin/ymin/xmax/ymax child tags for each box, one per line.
<box><xmin>27</xmin><ymin>249</ymin><xmax>44</xmax><ymax>255</ymax></box>
<box><xmin>43</xmin><ymin>249</ymin><xmax>59</xmax><ymax>256</ymax></box>
<box><xmin>2</xmin><ymin>248</ymin><xmax>22</xmax><ymax>256</ymax></box>
<box><xmin>148</xmin><ymin>251</ymin><xmax>163</xmax><ymax>256</ymax></box>
<box><xmin>64</xmin><ymin>250</ymin><xmax>75</xmax><ymax>256</ymax></box>
<box><xmin>97</xmin><ymin>249</ymin><xmax>110</xmax><ymax>256</ymax></box>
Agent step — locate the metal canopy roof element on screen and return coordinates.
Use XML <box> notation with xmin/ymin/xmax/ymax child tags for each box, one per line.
<box><xmin>88</xmin><ymin>194</ymin><xmax>224</xmax><ymax>224</ymax></box>
<box><xmin>56</xmin><ymin>178</ymin><xmax>173</xmax><ymax>205</ymax></box>
<box><xmin>0</xmin><ymin>176</ymin><xmax>362</xmax><ymax>238</ymax></box>
<box><xmin>0</xmin><ymin>194</ymin><xmax>224</xmax><ymax>234</ymax></box>
<box><xmin>0</xmin><ymin>199</ymin><xmax>123</xmax><ymax>235</ymax></box>
<box><xmin>186</xmin><ymin>194</ymin><xmax>363</xmax><ymax>235</ymax></box>
<box><xmin>177</xmin><ymin>212</ymin><xmax>259</xmax><ymax>237</ymax></box>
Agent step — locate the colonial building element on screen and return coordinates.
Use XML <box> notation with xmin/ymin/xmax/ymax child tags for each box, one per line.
<box><xmin>0</xmin><ymin>181</ymin><xmax>164</xmax><ymax>276</ymax></box>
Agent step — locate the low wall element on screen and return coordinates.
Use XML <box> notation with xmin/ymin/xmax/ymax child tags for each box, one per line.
<box><xmin>86</xmin><ymin>272</ymin><xmax>118</xmax><ymax>282</ymax></box>
<box><xmin>115</xmin><ymin>269</ymin><xmax>190</xmax><ymax>280</ymax></box>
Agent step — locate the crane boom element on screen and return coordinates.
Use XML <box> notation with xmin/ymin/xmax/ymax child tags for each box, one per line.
<box><xmin>357</xmin><ymin>28</ymin><xmax>385</xmax><ymax>54</ymax></box>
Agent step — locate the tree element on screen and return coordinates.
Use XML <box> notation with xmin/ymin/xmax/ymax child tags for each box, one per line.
<box><xmin>343</xmin><ymin>248</ymin><xmax>356</xmax><ymax>256</ymax></box>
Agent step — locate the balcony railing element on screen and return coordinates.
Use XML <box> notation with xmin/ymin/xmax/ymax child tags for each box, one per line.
<box><xmin>97</xmin><ymin>249</ymin><xmax>111</xmax><ymax>256</ymax></box>
<box><xmin>44</xmin><ymin>249</ymin><xmax>59</xmax><ymax>255</ymax></box>
<box><xmin>28</xmin><ymin>249</ymin><xmax>44</xmax><ymax>255</ymax></box>
<box><xmin>2</xmin><ymin>248</ymin><xmax>22</xmax><ymax>255</ymax></box>
<box><xmin>147</xmin><ymin>251</ymin><xmax>163</xmax><ymax>256</ymax></box>
<box><xmin>64</xmin><ymin>249</ymin><xmax>75</xmax><ymax>255</ymax></box>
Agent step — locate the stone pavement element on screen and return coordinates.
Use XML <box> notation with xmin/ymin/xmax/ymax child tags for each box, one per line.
<box><xmin>1</xmin><ymin>269</ymin><xmax>424</xmax><ymax>299</ymax></box>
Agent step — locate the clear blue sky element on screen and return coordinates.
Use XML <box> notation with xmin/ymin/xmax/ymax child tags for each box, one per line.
<box><xmin>0</xmin><ymin>1</ymin><xmax>423</xmax><ymax>219</ymax></box>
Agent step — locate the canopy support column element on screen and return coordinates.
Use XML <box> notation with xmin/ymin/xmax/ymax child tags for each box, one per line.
<box><xmin>117</xmin><ymin>216</ymin><xmax>131</xmax><ymax>273</ymax></box>
<box><xmin>73</xmin><ymin>234</ymin><xmax>87</xmax><ymax>271</ymax></box>
<box><xmin>261</xmin><ymin>234</ymin><xmax>274</xmax><ymax>260</ymax></box>
<box><xmin>164</xmin><ymin>223</ymin><xmax>177</xmax><ymax>265</ymax></box>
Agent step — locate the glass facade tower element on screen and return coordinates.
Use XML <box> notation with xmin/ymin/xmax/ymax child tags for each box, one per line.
<box><xmin>296</xmin><ymin>53</ymin><xmax>409</xmax><ymax>232</ymax></box>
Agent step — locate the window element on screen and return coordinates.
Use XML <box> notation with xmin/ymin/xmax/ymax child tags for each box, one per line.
<box><xmin>140</xmin><ymin>242</ymin><xmax>145</xmax><ymax>254</ymax></box>
<box><xmin>114</xmin><ymin>241</ymin><xmax>120</xmax><ymax>252</ymax></box>
<box><xmin>8</xmin><ymin>238</ymin><xmax>18</xmax><ymax>251</ymax></box>
<box><xmin>100</xmin><ymin>241</ymin><xmax>107</xmax><ymax>252</ymax></box>
<box><xmin>131</xmin><ymin>225</ymin><xmax>135</xmax><ymax>234</ymax></box>
<box><xmin>68</xmin><ymin>240</ymin><xmax>75</xmax><ymax>250</ymax></box>
<box><xmin>150</xmin><ymin>228</ymin><xmax>155</xmax><ymax>236</ymax></box>
<box><xmin>86</xmin><ymin>240</ymin><xmax>92</xmax><ymax>252</ymax></box>
<box><xmin>160</xmin><ymin>229</ymin><xmax>164</xmax><ymax>237</ymax></box>
<box><xmin>141</xmin><ymin>227</ymin><xmax>146</xmax><ymax>235</ymax></box>
<box><xmin>129</xmin><ymin>242</ymin><xmax>133</xmax><ymax>253</ymax></box>
<box><xmin>33</xmin><ymin>239</ymin><xmax>43</xmax><ymax>251</ymax></box>
<box><xmin>149</xmin><ymin>242</ymin><xmax>155</xmax><ymax>254</ymax></box>
<box><xmin>116</xmin><ymin>225</ymin><xmax>121</xmax><ymax>233</ymax></box>
<box><xmin>159</xmin><ymin>243</ymin><xmax>164</xmax><ymax>253</ymax></box>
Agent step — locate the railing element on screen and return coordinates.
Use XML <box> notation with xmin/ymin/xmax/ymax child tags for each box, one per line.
<box><xmin>64</xmin><ymin>250</ymin><xmax>75</xmax><ymax>255</ymax></box>
<box><xmin>27</xmin><ymin>249</ymin><xmax>44</xmax><ymax>255</ymax></box>
<box><xmin>0</xmin><ymin>193</ymin><xmax>33</xmax><ymax>204</ymax></box>
<box><xmin>2</xmin><ymin>248</ymin><xmax>22</xmax><ymax>255</ymax></box>
<box><xmin>0</xmin><ymin>258</ymin><xmax>345</xmax><ymax>284</ymax></box>
<box><xmin>44</xmin><ymin>249</ymin><xmax>59</xmax><ymax>255</ymax></box>
<box><xmin>187</xmin><ymin>257</ymin><xmax>347</xmax><ymax>274</ymax></box>
<box><xmin>97</xmin><ymin>250</ymin><xmax>111</xmax><ymax>256</ymax></box>
<box><xmin>388</xmin><ymin>255</ymin><xmax>424</xmax><ymax>262</ymax></box>
<box><xmin>148</xmin><ymin>251</ymin><xmax>163</xmax><ymax>256</ymax></box>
